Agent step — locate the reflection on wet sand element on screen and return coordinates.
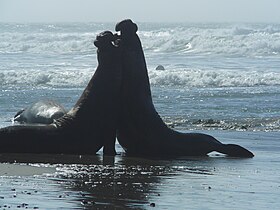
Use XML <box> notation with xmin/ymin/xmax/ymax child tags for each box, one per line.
<box><xmin>70</xmin><ymin>156</ymin><xmax>214</xmax><ymax>209</ymax></box>
<box><xmin>0</xmin><ymin>153</ymin><xmax>214</xmax><ymax>209</ymax></box>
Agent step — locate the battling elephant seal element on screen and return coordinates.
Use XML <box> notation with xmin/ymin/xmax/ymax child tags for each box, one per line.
<box><xmin>0</xmin><ymin>31</ymin><xmax>121</xmax><ymax>155</ymax></box>
<box><xmin>13</xmin><ymin>100</ymin><xmax>67</xmax><ymax>124</ymax></box>
<box><xmin>116</xmin><ymin>19</ymin><xmax>254</xmax><ymax>158</ymax></box>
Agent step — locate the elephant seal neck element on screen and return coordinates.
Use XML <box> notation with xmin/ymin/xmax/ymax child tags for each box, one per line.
<box><xmin>53</xmin><ymin>43</ymin><xmax>121</xmax><ymax>129</ymax></box>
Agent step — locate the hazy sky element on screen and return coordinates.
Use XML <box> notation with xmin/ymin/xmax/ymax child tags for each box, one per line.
<box><xmin>1</xmin><ymin>0</ymin><xmax>280</xmax><ymax>23</ymax></box>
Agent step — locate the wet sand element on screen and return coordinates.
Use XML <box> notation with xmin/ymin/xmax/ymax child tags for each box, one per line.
<box><xmin>0</xmin><ymin>131</ymin><xmax>279</xmax><ymax>209</ymax></box>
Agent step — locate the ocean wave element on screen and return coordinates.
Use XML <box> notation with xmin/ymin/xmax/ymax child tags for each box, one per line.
<box><xmin>149</xmin><ymin>68</ymin><xmax>280</xmax><ymax>87</ymax></box>
<box><xmin>1</xmin><ymin>23</ymin><xmax>280</xmax><ymax>56</ymax></box>
<box><xmin>139</xmin><ymin>23</ymin><xmax>280</xmax><ymax>56</ymax></box>
<box><xmin>0</xmin><ymin>32</ymin><xmax>97</xmax><ymax>54</ymax></box>
<box><xmin>0</xmin><ymin>69</ymin><xmax>92</xmax><ymax>88</ymax></box>
<box><xmin>0</xmin><ymin>68</ymin><xmax>279</xmax><ymax>89</ymax></box>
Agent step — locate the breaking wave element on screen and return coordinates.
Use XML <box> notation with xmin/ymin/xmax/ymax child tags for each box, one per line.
<box><xmin>140</xmin><ymin>23</ymin><xmax>280</xmax><ymax>56</ymax></box>
<box><xmin>149</xmin><ymin>68</ymin><xmax>280</xmax><ymax>87</ymax></box>
<box><xmin>0</xmin><ymin>32</ymin><xmax>97</xmax><ymax>54</ymax></box>
<box><xmin>0</xmin><ymin>69</ymin><xmax>92</xmax><ymax>88</ymax></box>
<box><xmin>1</xmin><ymin>22</ymin><xmax>280</xmax><ymax>56</ymax></box>
<box><xmin>1</xmin><ymin>68</ymin><xmax>280</xmax><ymax>89</ymax></box>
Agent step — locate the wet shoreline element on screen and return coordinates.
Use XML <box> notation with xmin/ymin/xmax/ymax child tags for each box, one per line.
<box><xmin>0</xmin><ymin>131</ymin><xmax>279</xmax><ymax>209</ymax></box>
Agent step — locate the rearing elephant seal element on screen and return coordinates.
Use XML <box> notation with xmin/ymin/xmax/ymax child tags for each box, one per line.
<box><xmin>0</xmin><ymin>31</ymin><xmax>122</xmax><ymax>155</ymax></box>
<box><xmin>116</xmin><ymin>19</ymin><xmax>254</xmax><ymax>158</ymax></box>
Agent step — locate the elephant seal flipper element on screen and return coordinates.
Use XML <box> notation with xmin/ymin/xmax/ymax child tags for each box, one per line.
<box><xmin>116</xmin><ymin>19</ymin><xmax>254</xmax><ymax>158</ymax></box>
<box><xmin>217</xmin><ymin>144</ymin><xmax>254</xmax><ymax>158</ymax></box>
<box><xmin>0</xmin><ymin>31</ymin><xmax>122</xmax><ymax>155</ymax></box>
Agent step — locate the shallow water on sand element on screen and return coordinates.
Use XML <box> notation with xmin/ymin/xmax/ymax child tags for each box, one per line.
<box><xmin>0</xmin><ymin>131</ymin><xmax>279</xmax><ymax>210</ymax></box>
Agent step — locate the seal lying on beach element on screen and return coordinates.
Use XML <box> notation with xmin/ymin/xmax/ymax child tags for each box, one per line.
<box><xmin>0</xmin><ymin>31</ymin><xmax>121</xmax><ymax>155</ymax></box>
<box><xmin>116</xmin><ymin>19</ymin><xmax>254</xmax><ymax>158</ymax></box>
<box><xmin>13</xmin><ymin>100</ymin><xmax>67</xmax><ymax>124</ymax></box>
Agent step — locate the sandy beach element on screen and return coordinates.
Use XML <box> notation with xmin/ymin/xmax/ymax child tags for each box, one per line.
<box><xmin>0</xmin><ymin>130</ymin><xmax>279</xmax><ymax>209</ymax></box>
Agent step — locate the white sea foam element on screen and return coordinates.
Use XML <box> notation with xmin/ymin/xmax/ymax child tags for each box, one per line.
<box><xmin>149</xmin><ymin>68</ymin><xmax>280</xmax><ymax>87</ymax></box>
<box><xmin>0</xmin><ymin>68</ymin><xmax>279</xmax><ymax>89</ymax></box>
<box><xmin>1</xmin><ymin>23</ymin><xmax>280</xmax><ymax>56</ymax></box>
<box><xmin>139</xmin><ymin>23</ymin><xmax>280</xmax><ymax>56</ymax></box>
<box><xmin>0</xmin><ymin>32</ymin><xmax>97</xmax><ymax>54</ymax></box>
<box><xmin>1</xmin><ymin>22</ymin><xmax>280</xmax><ymax>89</ymax></box>
<box><xmin>0</xmin><ymin>69</ymin><xmax>92</xmax><ymax>88</ymax></box>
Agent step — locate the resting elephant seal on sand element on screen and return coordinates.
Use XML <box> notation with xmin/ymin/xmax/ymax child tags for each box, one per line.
<box><xmin>13</xmin><ymin>100</ymin><xmax>67</xmax><ymax>124</ymax></box>
<box><xmin>0</xmin><ymin>31</ymin><xmax>121</xmax><ymax>155</ymax></box>
<box><xmin>116</xmin><ymin>19</ymin><xmax>254</xmax><ymax>158</ymax></box>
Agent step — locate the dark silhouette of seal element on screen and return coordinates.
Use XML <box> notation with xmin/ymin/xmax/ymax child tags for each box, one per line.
<box><xmin>13</xmin><ymin>100</ymin><xmax>67</xmax><ymax>124</ymax></box>
<box><xmin>0</xmin><ymin>31</ymin><xmax>121</xmax><ymax>155</ymax></box>
<box><xmin>116</xmin><ymin>19</ymin><xmax>254</xmax><ymax>158</ymax></box>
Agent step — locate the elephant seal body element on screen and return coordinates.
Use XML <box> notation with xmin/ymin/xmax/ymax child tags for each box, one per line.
<box><xmin>13</xmin><ymin>100</ymin><xmax>67</xmax><ymax>124</ymax></box>
<box><xmin>116</xmin><ymin>20</ymin><xmax>254</xmax><ymax>158</ymax></box>
<box><xmin>0</xmin><ymin>31</ymin><xmax>121</xmax><ymax>155</ymax></box>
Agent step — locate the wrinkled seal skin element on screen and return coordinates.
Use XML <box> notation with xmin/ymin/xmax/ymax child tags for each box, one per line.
<box><xmin>0</xmin><ymin>31</ymin><xmax>121</xmax><ymax>155</ymax></box>
<box><xmin>116</xmin><ymin>19</ymin><xmax>254</xmax><ymax>158</ymax></box>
